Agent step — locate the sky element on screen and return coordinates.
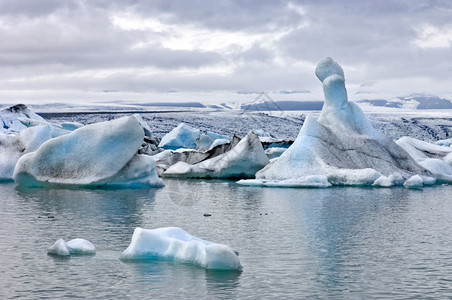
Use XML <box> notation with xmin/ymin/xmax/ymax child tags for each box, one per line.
<box><xmin>0</xmin><ymin>0</ymin><xmax>451</xmax><ymax>105</ymax></box>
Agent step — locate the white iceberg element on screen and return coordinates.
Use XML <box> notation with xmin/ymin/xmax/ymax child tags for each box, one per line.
<box><xmin>120</xmin><ymin>227</ymin><xmax>242</xmax><ymax>270</ymax></box>
<box><xmin>240</xmin><ymin>57</ymin><xmax>433</xmax><ymax>188</ymax></box>
<box><xmin>196</xmin><ymin>132</ymin><xmax>231</xmax><ymax>152</ymax></box>
<box><xmin>208</xmin><ymin>138</ymin><xmax>231</xmax><ymax>151</ymax></box>
<box><xmin>0</xmin><ymin>104</ymin><xmax>49</xmax><ymax>134</ymax></box>
<box><xmin>47</xmin><ymin>238</ymin><xmax>96</xmax><ymax>256</ymax></box>
<box><xmin>163</xmin><ymin>131</ymin><xmax>269</xmax><ymax>179</ymax></box>
<box><xmin>396</xmin><ymin>136</ymin><xmax>452</xmax><ymax>182</ymax></box>
<box><xmin>154</xmin><ymin>136</ymin><xmax>241</xmax><ymax>175</ymax></box>
<box><xmin>158</xmin><ymin>123</ymin><xmax>200</xmax><ymax>150</ymax></box>
<box><xmin>13</xmin><ymin>116</ymin><xmax>164</xmax><ymax>188</ymax></box>
<box><xmin>0</xmin><ymin>125</ymin><xmax>68</xmax><ymax>180</ymax></box>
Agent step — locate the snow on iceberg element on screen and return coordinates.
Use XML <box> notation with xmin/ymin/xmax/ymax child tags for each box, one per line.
<box><xmin>163</xmin><ymin>131</ymin><xmax>269</xmax><ymax>179</ymax></box>
<box><xmin>158</xmin><ymin>123</ymin><xmax>200</xmax><ymax>150</ymax></box>
<box><xmin>48</xmin><ymin>238</ymin><xmax>96</xmax><ymax>256</ymax></box>
<box><xmin>120</xmin><ymin>227</ymin><xmax>242</xmax><ymax>270</ymax></box>
<box><xmin>240</xmin><ymin>57</ymin><xmax>434</xmax><ymax>188</ymax></box>
<box><xmin>13</xmin><ymin>116</ymin><xmax>164</xmax><ymax>188</ymax></box>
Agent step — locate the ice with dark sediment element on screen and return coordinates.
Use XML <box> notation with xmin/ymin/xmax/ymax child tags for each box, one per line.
<box><xmin>239</xmin><ymin>57</ymin><xmax>438</xmax><ymax>188</ymax></box>
<box><xmin>163</xmin><ymin>131</ymin><xmax>269</xmax><ymax>179</ymax></box>
<box><xmin>13</xmin><ymin>116</ymin><xmax>163</xmax><ymax>188</ymax></box>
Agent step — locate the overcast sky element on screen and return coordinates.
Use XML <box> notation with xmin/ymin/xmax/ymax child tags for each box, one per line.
<box><xmin>0</xmin><ymin>0</ymin><xmax>451</xmax><ymax>105</ymax></box>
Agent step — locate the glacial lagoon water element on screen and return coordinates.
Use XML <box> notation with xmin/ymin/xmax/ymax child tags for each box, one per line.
<box><xmin>1</xmin><ymin>179</ymin><xmax>452</xmax><ymax>299</ymax></box>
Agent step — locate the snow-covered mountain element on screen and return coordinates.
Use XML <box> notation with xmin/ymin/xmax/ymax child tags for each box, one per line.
<box><xmin>357</xmin><ymin>94</ymin><xmax>452</xmax><ymax>109</ymax></box>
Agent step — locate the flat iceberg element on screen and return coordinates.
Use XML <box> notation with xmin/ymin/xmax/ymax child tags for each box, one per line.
<box><xmin>163</xmin><ymin>131</ymin><xmax>269</xmax><ymax>179</ymax></box>
<box><xmin>240</xmin><ymin>57</ymin><xmax>433</xmax><ymax>187</ymax></box>
<box><xmin>47</xmin><ymin>238</ymin><xmax>96</xmax><ymax>256</ymax></box>
<box><xmin>120</xmin><ymin>227</ymin><xmax>242</xmax><ymax>270</ymax></box>
<box><xmin>13</xmin><ymin>116</ymin><xmax>164</xmax><ymax>188</ymax></box>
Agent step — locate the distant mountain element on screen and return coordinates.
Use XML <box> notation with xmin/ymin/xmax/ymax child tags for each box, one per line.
<box><xmin>137</xmin><ymin>102</ymin><xmax>207</xmax><ymax>108</ymax></box>
<box><xmin>397</xmin><ymin>94</ymin><xmax>452</xmax><ymax>109</ymax></box>
<box><xmin>357</xmin><ymin>94</ymin><xmax>452</xmax><ymax>109</ymax></box>
<box><xmin>357</xmin><ymin>99</ymin><xmax>403</xmax><ymax>108</ymax></box>
<box><xmin>241</xmin><ymin>100</ymin><xmax>324</xmax><ymax>111</ymax></box>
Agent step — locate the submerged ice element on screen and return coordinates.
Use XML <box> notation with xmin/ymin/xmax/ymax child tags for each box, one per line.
<box><xmin>120</xmin><ymin>227</ymin><xmax>242</xmax><ymax>270</ymax></box>
<box><xmin>240</xmin><ymin>57</ymin><xmax>438</xmax><ymax>188</ymax></box>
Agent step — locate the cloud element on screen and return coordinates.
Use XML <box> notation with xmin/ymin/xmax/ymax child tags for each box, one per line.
<box><xmin>0</xmin><ymin>0</ymin><xmax>452</xmax><ymax>104</ymax></box>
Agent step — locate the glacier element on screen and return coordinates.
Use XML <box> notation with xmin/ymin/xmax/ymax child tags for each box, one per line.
<box><xmin>163</xmin><ymin>131</ymin><xmax>269</xmax><ymax>179</ymax></box>
<box><xmin>239</xmin><ymin>57</ymin><xmax>438</xmax><ymax>188</ymax></box>
<box><xmin>120</xmin><ymin>227</ymin><xmax>242</xmax><ymax>270</ymax></box>
<box><xmin>13</xmin><ymin>116</ymin><xmax>163</xmax><ymax>188</ymax></box>
<box><xmin>47</xmin><ymin>238</ymin><xmax>96</xmax><ymax>256</ymax></box>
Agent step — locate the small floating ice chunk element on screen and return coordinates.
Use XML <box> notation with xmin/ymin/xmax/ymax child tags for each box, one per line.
<box><xmin>372</xmin><ymin>173</ymin><xmax>404</xmax><ymax>187</ymax></box>
<box><xmin>66</xmin><ymin>238</ymin><xmax>96</xmax><ymax>255</ymax></box>
<box><xmin>120</xmin><ymin>227</ymin><xmax>242</xmax><ymax>270</ymax></box>
<box><xmin>48</xmin><ymin>238</ymin><xmax>96</xmax><ymax>256</ymax></box>
<box><xmin>48</xmin><ymin>239</ymin><xmax>71</xmax><ymax>256</ymax></box>
<box><xmin>403</xmin><ymin>175</ymin><xmax>424</xmax><ymax>188</ymax></box>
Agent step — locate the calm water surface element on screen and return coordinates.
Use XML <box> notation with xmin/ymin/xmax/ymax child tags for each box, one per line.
<box><xmin>1</xmin><ymin>179</ymin><xmax>452</xmax><ymax>299</ymax></box>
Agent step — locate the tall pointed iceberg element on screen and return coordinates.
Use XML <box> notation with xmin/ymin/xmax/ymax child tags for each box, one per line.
<box><xmin>240</xmin><ymin>57</ymin><xmax>434</xmax><ymax>187</ymax></box>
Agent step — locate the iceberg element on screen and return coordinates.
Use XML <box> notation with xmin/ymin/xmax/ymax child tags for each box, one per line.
<box><xmin>154</xmin><ymin>136</ymin><xmax>241</xmax><ymax>175</ymax></box>
<box><xmin>196</xmin><ymin>133</ymin><xmax>215</xmax><ymax>151</ymax></box>
<box><xmin>158</xmin><ymin>123</ymin><xmax>200</xmax><ymax>150</ymax></box>
<box><xmin>13</xmin><ymin>116</ymin><xmax>164</xmax><ymax>188</ymax></box>
<box><xmin>134</xmin><ymin>114</ymin><xmax>160</xmax><ymax>155</ymax></box>
<box><xmin>240</xmin><ymin>57</ymin><xmax>433</xmax><ymax>187</ymax></box>
<box><xmin>120</xmin><ymin>227</ymin><xmax>242</xmax><ymax>270</ymax></box>
<box><xmin>47</xmin><ymin>238</ymin><xmax>96</xmax><ymax>256</ymax></box>
<box><xmin>0</xmin><ymin>104</ymin><xmax>48</xmax><ymax>134</ymax></box>
<box><xmin>163</xmin><ymin>131</ymin><xmax>269</xmax><ymax>179</ymax></box>
<box><xmin>396</xmin><ymin>136</ymin><xmax>452</xmax><ymax>182</ymax></box>
<box><xmin>0</xmin><ymin>125</ymin><xmax>68</xmax><ymax>180</ymax></box>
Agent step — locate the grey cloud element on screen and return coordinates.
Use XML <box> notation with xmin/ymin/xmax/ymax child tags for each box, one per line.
<box><xmin>0</xmin><ymin>0</ymin><xmax>81</xmax><ymax>17</ymax></box>
<box><xmin>1</xmin><ymin>0</ymin><xmax>452</xmax><ymax>102</ymax></box>
<box><xmin>0</xmin><ymin>4</ymin><xmax>222</xmax><ymax>71</ymax></box>
<box><xmin>121</xmin><ymin>0</ymin><xmax>305</xmax><ymax>32</ymax></box>
<box><xmin>277</xmin><ymin>0</ymin><xmax>452</xmax><ymax>85</ymax></box>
